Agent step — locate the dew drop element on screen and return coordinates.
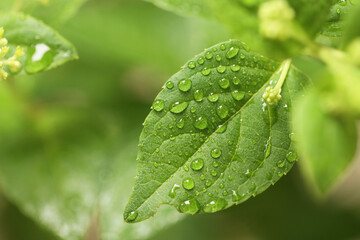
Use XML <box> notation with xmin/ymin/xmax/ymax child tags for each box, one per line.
<box><xmin>230</xmin><ymin>64</ymin><xmax>240</xmax><ymax>72</ymax></box>
<box><xmin>240</xmin><ymin>53</ymin><xmax>246</xmax><ymax>59</ymax></box>
<box><xmin>207</xmin><ymin>93</ymin><xmax>219</xmax><ymax>102</ymax></box>
<box><xmin>220</xmin><ymin>44</ymin><xmax>226</xmax><ymax>50</ymax></box>
<box><xmin>169</xmin><ymin>184</ymin><xmax>180</xmax><ymax>198</ymax></box>
<box><xmin>178</xmin><ymin>78</ymin><xmax>192</xmax><ymax>92</ymax></box>
<box><xmin>170</xmin><ymin>102</ymin><xmax>188</xmax><ymax>113</ymax></box>
<box><xmin>194</xmin><ymin>89</ymin><xmax>204</xmax><ymax>101</ymax></box>
<box><xmin>277</xmin><ymin>160</ymin><xmax>286</xmax><ymax>168</ymax></box>
<box><xmin>218</xmin><ymin>78</ymin><xmax>230</xmax><ymax>89</ymax></box>
<box><xmin>182</xmin><ymin>178</ymin><xmax>195</xmax><ymax>190</ymax></box>
<box><xmin>211</xmin><ymin>148</ymin><xmax>222</xmax><ymax>159</ymax></box>
<box><xmin>205</xmin><ymin>180</ymin><xmax>212</xmax><ymax>187</ymax></box>
<box><xmin>197</xmin><ymin>57</ymin><xmax>205</xmax><ymax>65</ymax></box>
<box><xmin>202</xmin><ymin>67</ymin><xmax>211</xmax><ymax>76</ymax></box>
<box><xmin>265</xmin><ymin>137</ymin><xmax>272</xmax><ymax>158</ymax></box>
<box><xmin>184</xmin><ymin>164</ymin><xmax>189</xmax><ymax>171</ymax></box>
<box><xmin>217</xmin><ymin>123</ymin><xmax>227</xmax><ymax>133</ymax></box>
<box><xmin>179</xmin><ymin>199</ymin><xmax>200</xmax><ymax>214</ymax></box>
<box><xmin>205</xmin><ymin>51</ymin><xmax>213</xmax><ymax>60</ymax></box>
<box><xmin>190</xmin><ymin>106</ymin><xmax>196</xmax><ymax>113</ymax></box>
<box><xmin>211</xmin><ymin>170</ymin><xmax>218</xmax><ymax>176</ymax></box>
<box><xmin>216</xmin><ymin>65</ymin><xmax>226</xmax><ymax>74</ymax></box>
<box><xmin>215</xmin><ymin>54</ymin><xmax>222</xmax><ymax>61</ymax></box>
<box><xmin>216</xmin><ymin>105</ymin><xmax>229</xmax><ymax>119</ymax></box>
<box><xmin>25</xmin><ymin>43</ymin><xmax>56</xmax><ymax>74</ymax></box>
<box><xmin>231</xmin><ymin>90</ymin><xmax>245</xmax><ymax>101</ymax></box>
<box><xmin>194</xmin><ymin>116</ymin><xmax>208</xmax><ymax>130</ymax></box>
<box><xmin>203</xmin><ymin>198</ymin><xmax>227</xmax><ymax>213</ymax></box>
<box><xmin>191</xmin><ymin>158</ymin><xmax>204</xmax><ymax>171</ymax></box>
<box><xmin>177</xmin><ymin>118</ymin><xmax>185</xmax><ymax>128</ymax></box>
<box><xmin>127</xmin><ymin>211</ymin><xmax>138</xmax><ymax>222</ymax></box>
<box><xmin>232</xmin><ymin>76</ymin><xmax>240</xmax><ymax>85</ymax></box>
<box><xmin>286</xmin><ymin>151</ymin><xmax>297</xmax><ymax>163</ymax></box>
<box><xmin>152</xmin><ymin>99</ymin><xmax>164</xmax><ymax>111</ymax></box>
<box><xmin>166</xmin><ymin>81</ymin><xmax>174</xmax><ymax>89</ymax></box>
<box><xmin>226</xmin><ymin>46</ymin><xmax>240</xmax><ymax>59</ymax></box>
<box><xmin>188</xmin><ymin>61</ymin><xmax>196</xmax><ymax>69</ymax></box>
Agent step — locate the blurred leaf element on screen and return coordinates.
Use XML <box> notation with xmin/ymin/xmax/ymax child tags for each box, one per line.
<box><xmin>0</xmin><ymin>0</ymin><xmax>86</xmax><ymax>26</ymax></box>
<box><xmin>0</xmin><ymin>12</ymin><xmax>78</xmax><ymax>75</ymax></box>
<box><xmin>342</xmin><ymin>2</ymin><xmax>360</xmax><ymax>47</ymax></box>
<box><xmin>287</xmin><ymin>0</ymin><xmax>332</xmax><ymax>38</ymax></box>
<box><xmin>316</xmin><ymin>0</ymin><xmax>357</xmax><ymax>48</ymax></box>
<box><xmin>0</xmin><ymin>67</ymin><xmax>182</xmax><ymax>239</ymax></box>
<box><xmin>61</xmin><ymin>0</ymin><xmax>230</xmax><ymax>75</ymax></box>
<box><xmin>146</xmin><ymin>0</ymin><xmax>213</xmax><ymax>18</ymax></box>
<box><xmin>293</xmin><ymin>91</ymin><xmax>358</xmax><ymax>194</ymax></box>
<box><xmin>124</xmin><ymin>40</ymin><xmax>309</xmax><ymax>222</ymax></box>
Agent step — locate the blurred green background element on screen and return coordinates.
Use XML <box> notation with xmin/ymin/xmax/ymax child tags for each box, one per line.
<box><xmin>0</xmin><ymin>0</ymin><xmax>360</xmax><ymax>239</ymax></box>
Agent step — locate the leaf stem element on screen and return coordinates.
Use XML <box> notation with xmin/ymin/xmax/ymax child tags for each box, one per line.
<box><xmin>263</xmin><ymin>58</ymin><xmax>292</xmax><ymax>104</ymax></box>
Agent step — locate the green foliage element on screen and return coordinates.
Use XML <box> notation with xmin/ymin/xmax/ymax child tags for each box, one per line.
<box><xmin>0</xmin><ymin>12</ymin><xmax>77</xmax><ymax>75</ymax></box>
<box><xmin>1</xmin><ymin>0</ymin><xmax>360</xmax><ymax>238</ymax></box>
<box><xmin>293</xmin><ymin>91</ymin><xmax>357</xmax><ymax>194</ymax></box>
<box><xmin>124</xmin><ymin>40</ymin><xmax>309</xmax><ymax>222</ymax></box>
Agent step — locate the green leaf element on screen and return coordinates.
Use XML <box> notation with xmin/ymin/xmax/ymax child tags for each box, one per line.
<box><xmin>287</xmin><ymin>0</ymin><xmax>333</xmax><ymax>37</ymax></box>
<box><xmin>146</xmin><ymin>0</ymin><xmax>213</xmax><ymax>18</ymax></box>
<box><xmin>0</xmin><ymin>0</ymin><xmax>86</xmax><ymax>26</ymax></box>
<box><xmin>0</xmin><ymin>77</ymin><xmax>182</xmax><ymax>239</ymax></box>
<box><xmin>293</xmin><ymin>91</ymin><xmax>358</xmax><ymax>194</ymax></box>
<box><xmin>0</xmin><ymin>12</ymin><xmax>78</xmax><ymax>75</ymax></box>
<box><xmin>342</xmin><ymin>2</ymin><xmax>360</xmax><ymax>47</ymax></box>
<box><xmin>316</xmin><ymin>0</ymin><xmax>357</xmax><ymax>48</ymax></box>
<box><xmin>124</xmin><ymin>40</ymin><xmax>310</xmax><ymax>223</ymax></box>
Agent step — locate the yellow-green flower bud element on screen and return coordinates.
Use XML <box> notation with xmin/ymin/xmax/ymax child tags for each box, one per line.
<box><xmin>258</xmin><ymin>0</ymin><xmax>295</xmax><ymax>41</ymax></box>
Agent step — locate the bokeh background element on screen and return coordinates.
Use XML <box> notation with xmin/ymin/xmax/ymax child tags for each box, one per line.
<box><xmin>0</xmin><ymin>0</ymin><xmax>360</xmax><ymax>239</ymax></box>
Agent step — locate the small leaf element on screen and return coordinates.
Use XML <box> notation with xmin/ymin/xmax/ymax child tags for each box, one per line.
<box><xmin>146</xmin><ymin>0</ymin><xmax>213</xmax><ymax>18</ymax></box>
<box><xmin>316</xmin><ymin>0</ymin><xmax>356</xmax><ymax>48</ymax></box>
<box><xmin>293</xmin><ymin>91</ymin><xmax>358</xmax><ymax>194</ymax></box>
<box><xmin>124</xmin><ymin>40</ymin><xmax>310</xmax><ymax>223</ymax></box>
<box><xmin>0</xmin><ymin>0</ymin><xmax>86</xmax><ymax>26</ymax></box>
<box><xmin>0</xmin><ymin>12</ymin><xmax>78</xmax><ymax>75</ymax></box>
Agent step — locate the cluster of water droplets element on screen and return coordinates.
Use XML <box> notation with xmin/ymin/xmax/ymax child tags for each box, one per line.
<box><xmin>126</xmin><ymin>42</ymin><xmax>298</xmax><ymax>221</ymax></box>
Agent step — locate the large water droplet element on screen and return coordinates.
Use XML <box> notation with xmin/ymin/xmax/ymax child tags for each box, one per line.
<box><xmin>183</xmin><ymin>178</ymin><xmax>195</xmax><ymax>190</ymax></box>
<box><xmin>220</xmin><ymin>44</ymin><xmax>226</xmax><ymax>50</ymax></box>
<box><xmin>215</xmin><ymin>54</ymin><xmax>222</xmax><ymax>61</ymax></box>
<box><xmin>178</xmin><ymin>78</ymin><xmax>192</xmax><ymax>92</ymax></box>
<box><xmin>179</xmin><ymin>199</ymin><xmax>200</xmax><ymax>214</ymax></box>
<box><xmin>197</xmin><ymin>57</ymin><xmax>205</xmax><ymax>65</ymax></box>
<box><xmin>230</xmin><ymin>64</ymin><xmax>240</xmax><ymax>72</ymax></box>
<box><xmin>233</xmin><ymin>76</ymin><xmax>240</xmax><ymax>85</ymax></box>
<box><xmin>205</xmin><ymin>51</ymin><xmax>213</xmax><ymax>60</ymax></box>
<box><xmin>127</xmin><ymin>211</ymin><xmax>138</xmax><ymax>222</ymax></box>
<box><xmin>226</xmin><ymin>46</ymin><xmax>240</xmax><ymax>59</ymax></box>
<box><xmin>231</xmin><ymin>90</ymin><xmax>245</xmax><ymax>101</ymax></box>
<box><xmin>211</xmin><ymin>148</ymin><xmax>222</xmax><ymax>159</ymax></box>
<box><xmin>166</xmin><ymin>81</ymin><xmax>174</xmax><ymax>89</ymax></box>
<box><xmin>25</xmin><ymin>43</ymin><xmax>56</xmax><ymax>74</ymax></box>
<box><xmin>188</xmin><ymin>61</ymin><xmax>196</xmax><ymax>69</ymax></box>
<box><xmin>207</xmin><ymin>93</ymin><xmax>219</xmax><ymax>102</ymax></box>
<box><xmin>194</xmin><ymin>116</ymin><xmax>208</xmax><ymax>130</ymax></box>
<box><xmin>152</xmin><ymin>99</ymin><xmax>164</xmax><ymax>111</ymax></box>
<box><xmin>202</xmin><ymin>67</ymin><xmax>211</xmax><ymax>76</ymax></box>
<box><xmin>191</xmin><ymin>158</ymin><xmax>204</xmax><ymax>171</ymax></box>
<box><xmin>286</xmin><ymin>151</ymin><xmax>297</xmax><ymax>163</ymax></box>
<box><xmin>217</xmin><ymin>105</ymin><xmax>229</xmax><ymax>119</ymax></box>
<box><xmin>216</xmin><ymin>65</ymin><xmax>226</xmax><ymax>74</ymax></box>
<box><xmin>177</xmin><ymin>118</ymin><xmax>185</xmax><ymax>128</ymax></box>
<box><xmin>171</xmin><ymin>102</ymin><xmax>188</xmax><ymax>113</ymax></box>
<box><xmin>218</xmin><ymin>78</ymin><xmax>230</xmax><ymax>89</ymax></box>
<box><xmin>217</xmin><ymin>123</ymin><xmax>227</xmax><ymax>133</ymax></box>
<box><xmin>203</xmin><ymin>198</ymin><xmax>227</xmax><ymax>213</ymax></box>
<box><xmin>277</xmin><ymin>160</ymin><xmax>285</xmax><ymax>168</ymax></box>
<box><xmin>194</xmin><ymin>89</ymin><xmax>203</xmax><ymax>102</ymax></box>
<box><xmin>169</xmin><ymin>184</ymin><xmax>180</xmax><ymax>198</ymax></box>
